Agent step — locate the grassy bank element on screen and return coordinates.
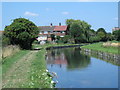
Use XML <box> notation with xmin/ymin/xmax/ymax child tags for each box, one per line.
<box><xmin>33</xmin><ymin>43</ymin><xmax>81</xmax><ymax>49</ymax></box>
<box><xmin>2</xmin><ymin>46</ymin><xmax>53</xmax><ymax>88</ymax></box>
<box><xmin>2</xmin><ymin>50</ymin><xmax>29</xmax><ymax>74</ymax></box>
<box><xmin>2</xmin><ymin>43</ymin><xmax>81</xmax><ymax>88</ymax></box>
<box><xmin>81</xmin><ymin>42</ymin><xmax>119</xmax><ymax>54</ymax></box>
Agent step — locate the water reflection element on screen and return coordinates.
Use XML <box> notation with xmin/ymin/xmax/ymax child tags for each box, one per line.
<box><xmin>46</xmin><ymin>47</ymin><xmax>118</xmax><ymax>88</ymax></box>
<box><xmin>46</xmin><ymin>47</ymin><xmax>91</xmax><ymax>70</ymax></box>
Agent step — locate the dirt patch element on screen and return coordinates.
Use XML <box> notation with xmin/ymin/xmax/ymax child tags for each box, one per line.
<box><xmin>2</xmin><ymin>50</ymin><xmax>38</xmax><ymax>88</ymax></box>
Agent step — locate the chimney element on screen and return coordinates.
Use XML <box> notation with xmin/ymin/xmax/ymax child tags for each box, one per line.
<box><xmin>50</xmin><ymin>23</ymin><xmax>53</xmax><ymax>26</ymax></box>
<box><xmin>59</xmin><ymin>23</ymin><xmax>61</xmax><ymax>26</ymax></box>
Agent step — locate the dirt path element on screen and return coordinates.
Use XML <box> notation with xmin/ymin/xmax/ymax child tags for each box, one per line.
<box><xmin>2</xmin><ymin>50</ymin><xmax>38</xmax><ymax>88</ymax></box>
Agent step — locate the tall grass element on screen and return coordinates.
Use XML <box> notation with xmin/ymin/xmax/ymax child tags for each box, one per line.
<box><xmin>2</xmin><ymin>45</ymin><xmax>20</xmax><ymax>59</ymax></box>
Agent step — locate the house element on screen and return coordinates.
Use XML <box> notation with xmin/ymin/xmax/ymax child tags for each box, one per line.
<box><xmin>38</xmin><ymin>23</ymin><xmax>68</xmax><ymax>42</ymax></box>
<box><xmin>38</xmin><ymin>26</ymin><xmax>55</xmax><ymax>41</ymax></box>
<box><xmin>53</xmin><ymin>25</ymin><xmax>68</xmax><ymax>37</ymax></box>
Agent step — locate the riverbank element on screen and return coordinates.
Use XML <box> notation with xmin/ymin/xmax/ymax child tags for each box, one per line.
<box><xmin>2</xmin><ymin>43</ymin><xmax>81</xmax><ymax>88</ymax></box>
<box><xmin>81</xmin><ymin>42</ymin><xmax>119</xmax><ymax>54</ymax></box>
<box><xmin>2</xmin><ymin>47</ymin><xmax>53</xmax><ymax>88</ymax></box>
<box><xmin>81</xmin><ymin>42</ymin><xmax>120</xmax><ymax>65</ymax></box>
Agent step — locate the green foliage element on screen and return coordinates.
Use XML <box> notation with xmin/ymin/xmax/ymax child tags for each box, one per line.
<box><xmin>2</xmin><ymin>34</ymin><xmax>10</xmax><ymax>47</ymax></box>
<box><xmin>97</xmin><ymin>32</ymin><xmax>106</xmax><ymax>40</ymax></box>
<box><xmin>66</xmin><ymin>19</ymin><xmax>91</xmax><ymax>43</ymax></box>
<box><xmin>4</xmin><ymin>18</ymin><xmax>39</xmax><ymax>49</ymax></box>
<box><xmin>96</xmin><ymin>28</ymin><xmax>107</xmax><ymax>34</ymax></box>
<box><xmin>46</xmin><ymin>41</ymin><xmax>50</xmax><ymax>44</ymax></box>
<box><xmin>113</xmin><ymin>30</ymin><xmax>120</xmax><ymax>41</ymax></box>
<box><xmin>51</xmin><ymin>34</ymin><xmax>55</xmax><ymax>41</ymax></box>
<box><xmin>89</xmin><ymin>36</ymin><xmax>101</xmax><ymax>43</ymax></box>
<box><xmin>66</xmin><ymin>19</ymin><xmax>75</xmax><ymax>25</ymax></box>
<box><xmin>60</xmin><ymin>35</ymin><xmax>71</xmax><ymax>43</ymax></box>
<box><xmin>106</xmin><ymin>33</ymin><xmax>113</xmax><ymax>41</ymax></box>
<box><xmin>96</xmin><ymin>28</ymin><xmax>107</xmax><ymax>41</ymax></box>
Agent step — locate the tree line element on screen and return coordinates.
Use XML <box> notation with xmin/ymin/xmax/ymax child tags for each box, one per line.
<box><xmin>58</xmin><ymin>19</ymin><xmax>120</xmax><ymax>44</ymax></box>
<box><xmin>2</xmin><ymin>18</ymin><xmax>120</xmax><ymax>50</ymax></box>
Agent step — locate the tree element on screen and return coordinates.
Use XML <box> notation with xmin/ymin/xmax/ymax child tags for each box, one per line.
<box><xmin>61</xmin><ymin>35</ymin><xmax>71</xmax><ymax>43</ymax></box>
<box><xmin>66</xmin><ymin>19</ymin><xmax>91</xmax><ymax>43</ymax></box>
<box><xmin>106</xmin><ymin>33</ymin><xmax>113</xmax><ymax>41</ymax></box>
<box><xmin>4</xmin><ymin>18</ymin><xmax>39</xmax><ymax>49</ymax></box>
<box><xmin>69</xmin><ymin>22</ymin><xmax>83</xmax><ymax>43</ymax></box>
<box><xmin>2</xmin><ymin>34</ymin><xmax>10</xmax><ymax>47</ymax></box>
<box><xmin>96</xmin><ymin>28</ymin><xmax>107</xmax><ymax>34</ymax></box>
<box><xmin>113</xmin><ymin>30</ymin><xmax>120</xmax><ymax>41</ymax></box>
<box><xmin>96</xmin><ymin>28</ymin><xmax>107</xmax><ymax>41</ymax></box>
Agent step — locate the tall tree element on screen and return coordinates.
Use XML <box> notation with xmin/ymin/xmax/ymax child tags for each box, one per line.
<box><xmin>69</xmin><ymin>22</ymin><xmax>86</xmax><ymax>43</ymax></box>
<box><xmin>4</xmin><ymin>18</ymin><xmax>39</xmax><ymax>49</ymax></box>
<box><xmin>96</xmin><ymin>28</ymin><xmax>107</xmax><ymax>41</ymax></box>
<box><xmin>96</xmin><ymin>28</ymin><xmax>107</xmax><ymax>34</ymax></box>
<box><xmin>66</xmin><ymin>19</ymin><xmax>91</xmax><ymax>43</ymax></box>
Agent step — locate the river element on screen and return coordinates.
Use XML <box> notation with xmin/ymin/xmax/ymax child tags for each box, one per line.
<box><xmin>46</xmin><ymin>47</ymin><xmax>118</xmax><ymax>88</ymax></box>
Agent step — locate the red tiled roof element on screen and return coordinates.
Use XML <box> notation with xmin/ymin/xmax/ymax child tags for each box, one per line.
<box><xmin>54</xmin><ymin>26</ymin><xmax>67</xmax><ymax>31</ymax></box>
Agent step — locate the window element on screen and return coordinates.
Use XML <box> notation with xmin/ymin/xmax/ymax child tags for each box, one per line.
<box><xmin>44</xmin><ymin>31</ymin><xmax>48</xmax><ymax>34</ymax></box>
<box><xmin>61</xmin><ymin>31</ymin><xmax>65</xmax><ymax>33</ymax></box>
<box><xmin>39</xmin><ymin>32</ymin><xmax>42</xmax><ymax>34</ymax></box>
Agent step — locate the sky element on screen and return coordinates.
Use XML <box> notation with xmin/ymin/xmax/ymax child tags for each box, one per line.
<box><xmin>2</xmin><ymin>2</ymin><xmax>118</xmax><ymax>32</ymax></box>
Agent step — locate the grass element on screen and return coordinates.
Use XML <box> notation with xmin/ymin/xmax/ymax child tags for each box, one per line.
<box><xmin>2</xmin><ymin>43</ymin><xmax>82</xmax><ymax>88</ymax></box>
<box><xmin>2</xmin><ymin>45</ymin><xmax>55</xmax><ymax>88</ymax></box>
<box><xmin>33</xmin><ymin>43</ymin><xmax>81</xmax><ymax>49</ymax></box>
<box><xmin>26</xmin><ymin>50</ymin><xmax>53</xmax><ymax>88</ymax></box>
<box><xmin>81</xmin><ymin>42</ymin><xmax>119</xmax><ymax>54</ymax></box>
<box><xmin>2</xmin><ymin>50</ymin><xmax>29</xmax><ymax>74</ymax></box>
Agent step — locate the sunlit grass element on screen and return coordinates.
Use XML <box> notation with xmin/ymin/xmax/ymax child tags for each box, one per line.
<box><xmin>82</xmin><ymin>42</ymin><xmax>119</xmax><ymax>54</ymax></box>
<box><xmin>2</xmin><ymin>50</ymin><xmax>29</xmax><ymax>74</ymax></box>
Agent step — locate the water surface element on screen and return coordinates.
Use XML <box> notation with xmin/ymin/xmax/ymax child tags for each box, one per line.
<box><xmin>46</xmin><ymin>47</ymin><xmax>118</xmax><ymax>88</ymax></box>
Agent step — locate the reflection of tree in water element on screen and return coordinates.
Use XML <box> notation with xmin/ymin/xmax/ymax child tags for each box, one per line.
<box><xmin>64</xmin><ymin>48</ymin><xmax>91</xmax><ymax>70</ymax></box>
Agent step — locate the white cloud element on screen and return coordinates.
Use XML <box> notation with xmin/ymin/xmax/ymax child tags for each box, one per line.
<box><xmin>24</xmin><ymin>11</ymin><xmax>39</xmax><ymax>16</ymax></box>
<box><xmin>61</xmin><ymin>11</ymin><xmax>70</xmax><ymax>15</ymax></box>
